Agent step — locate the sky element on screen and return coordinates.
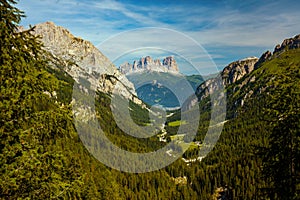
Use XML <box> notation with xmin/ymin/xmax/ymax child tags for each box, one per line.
<box><xmin>18</xmin><ymin>0</ymin><xmax>300</xmax><ymax>75</ymax></box>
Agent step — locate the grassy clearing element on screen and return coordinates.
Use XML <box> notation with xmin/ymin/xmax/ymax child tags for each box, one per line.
<box><xmin>169</xmin><ymin>134</ymin><xmax>200</xmax><ymax>151</ymax></box>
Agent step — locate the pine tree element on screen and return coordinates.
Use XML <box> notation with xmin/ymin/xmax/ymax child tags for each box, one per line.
<box><xmin>0</xmin><ymin>0</ymin><xmax>83</xmax><ymax>198</ymax></box>
<box><xmin>262</xmin><ymin>74</ymin><xmax>300</xmax><ymax>199</ymax></box>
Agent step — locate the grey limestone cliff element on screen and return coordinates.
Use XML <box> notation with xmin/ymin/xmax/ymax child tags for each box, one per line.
<box><xmin>196</xmin><ymin>57</ymin><xmax>258</xmax><ymax>101</ymax></box>
<box><xmin>31</xmin><ymin>22</ymin><xmax>140</xmax><ymax>104</ymax></box>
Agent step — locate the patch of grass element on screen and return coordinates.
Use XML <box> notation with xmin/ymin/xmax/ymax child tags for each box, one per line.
<box><xmin>170</xmin><ymin>136</ymin><xmax>199</xmax><ymax>152</ymax></box>
<box><xmin>168</xmin><ymin>120</ymin><xmax>187</xmax><ymax>127</ymax></box>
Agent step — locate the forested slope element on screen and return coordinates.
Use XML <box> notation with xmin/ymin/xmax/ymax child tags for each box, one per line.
<box><xmin>0</xmin><ymin>1</ymin><xmax>192</xmax><ymax>199</ymax></box>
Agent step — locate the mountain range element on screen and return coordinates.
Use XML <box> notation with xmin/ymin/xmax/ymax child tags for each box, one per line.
<box><xmin>1</xmin><ymin>2</ymin><xmax>299</xmax><ymax>199</ymax></box>
<box><xmin>119</xmin><ymin>55</ymin><xmax>179</xmax><ymax>74</ymax></box>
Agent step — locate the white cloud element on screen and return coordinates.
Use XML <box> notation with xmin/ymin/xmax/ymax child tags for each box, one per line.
<box><xmin>92</xmin><ymin>0</ymin><xmax>166</xmax><ymax>27</ymax></box>
<box><xmin>18</xmin><ymin>0</ymin><xmax>300</xmax><ymax>74</ymax></box>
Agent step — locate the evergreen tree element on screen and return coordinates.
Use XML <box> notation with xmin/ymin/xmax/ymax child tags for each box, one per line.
<box><xmin>262</xmin><ymin>74</ymin><xmax>300</xmax><ymax>199</ymax></box>
<box><xmin>0</xmin><ymin>0</ymin><xmax>83</xmax><ymax>198</ymax></box>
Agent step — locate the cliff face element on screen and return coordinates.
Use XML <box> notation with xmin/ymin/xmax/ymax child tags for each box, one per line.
<box><xmin>274</xmin><ymin>34</ymin><xmax>300</xmax><ymax>54</ymax></box>
<box><xmin>119</xmin><ymin>56</ymin><xmax>179</xmax><ymax>74</ymax></box>
<box><xmin>163</xmin><ymin>56</ymin><xmax>179</xmax><ymax>72</ymax></box>
<box><xmin>195</xmin><ymin>34</ymin><xmax>300</xmax><ymax>110</ymax></box>
<box><xmin>31</xmin><ymin>22</ymin><xmax>139</xmax><ymax>103</ymax></box>
<box><xmin>33</xmin><ymin>22</ymin><xmax>116</xmax><ymax>76</ymax></box>
<box><xmin>222</xmin><ymin>57</ymin><xmax>258</xmax><ymax>86</ymax></box>
<box><xmin>196</xmin><ymin>57</ymin><xmax>258</xmax><ymax>101</ymax></box>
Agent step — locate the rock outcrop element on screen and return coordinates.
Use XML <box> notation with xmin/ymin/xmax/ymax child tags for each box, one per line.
<box><xmin>195</xmin><ymin>34</ymin><xmax>300</xmax><ymax>109</ymax></box>
<box><xmin>163</xmin><ymin>56</ymin><xmax>179</xmax><ymax>72</ymax></box>
<box><xmin>255</xmin><ymin>34</ymin><xmax>300</xmax><ymax>69</ymax></box>
<box><xmin>222</xmin><ymin>57</ymin><xmax>258</xmax><ymax>86</ymax></box>
<box><xmin>274</xmin><ymin>34</ymin><xmax>300</xmax><ymax>54</ymax></box>
<box><xmin>119</xmin><ymin>56</ymin><xmax>179</xmax><ymax>74</ymax></box>
<box><xmin>31</xmin><ymin>22</ymin><xmax>139</xmax><ymax>103</ymax></box>
<box><xmin>196</xmin><ymin>57</ymin><xmax>258</xmax><ymax>101</ymax></box>
<box><xmin>254</xmin><ymin>50</ymin><xmax>272</xmax><ymax>69</ymax></box>
<box><xmin>33</xmin><ymin>22</ymin><xmax>113</xmax><ymax>74</ymax></box>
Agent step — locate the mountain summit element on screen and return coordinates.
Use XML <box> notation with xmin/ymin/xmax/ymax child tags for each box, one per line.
<box><xmin>30</xmin><ymin>21</ymin><xmax>140</xmax><ymax>103</ymax></box>
<box><xmin>194</xmin><ymin>56</ymin><xmax>258</xmax><ymax>103</ymax></box>
<box><xmin>119</xmin><ymin>56</ymin><xmax>179</xmax><ymax>74</ymax></box>
<box><xmin>33</xmin><ymin>22</ymin><xmax>113</xmax><ymax>74</ymax></box>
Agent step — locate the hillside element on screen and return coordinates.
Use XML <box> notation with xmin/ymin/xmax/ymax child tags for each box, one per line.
<box><xmin>164</xmin><ymin>35</ymin><xmax>300</xmax><ymax>199</ymax></box>
<box><xmin>0</xmin><ymin>2</ymin><xmax>192</xmax><ymax>199</ymax></box>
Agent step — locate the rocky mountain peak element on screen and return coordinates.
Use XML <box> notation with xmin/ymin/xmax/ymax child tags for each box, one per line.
<box><xmin>30</xmin><ymin>21</ymin><xmax>139</xmax><ymax>103</ymax></box>
<box><xmin>274</xmin><ymin>34</ymin><xmax>300</xmax><ymax>54</ymax></box>
<box><xmin>163</xmin><ymin>56</ymin><xmax>179</xmax><ymax>72</ymax></box>
<box><xmin>255</xmin><ymin>34</ymin><xmax>300</xmax><ymax>69</ymax></box>
<box><xmin>222</xmin><ymin>57</ymin><xmax>258</xmax><ymax>86</ymax></box>
<box><xmin>119</xmin><ymin>56</ymin><xmax>179</xmax><ymax>74</ymax></box>
<box><xmin>195</xmin><ymin>56</ymin><xmax>258</xmax><ymax>103</ymax></box>
<box><xmin>33</xmin><ymin>21</ymin><xmax>114</xmax><ymax>75</ymax></box>
<box><xmin>194</xmin><ymin>34</ymin><xmax>300</xmax><ymax>108</ymax></box>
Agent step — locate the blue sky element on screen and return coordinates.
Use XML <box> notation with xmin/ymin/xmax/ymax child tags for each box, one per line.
<box><xmin>18</xmin><ymin>0</ymin><xmax>300</xmax><ymax>75</ymax></box>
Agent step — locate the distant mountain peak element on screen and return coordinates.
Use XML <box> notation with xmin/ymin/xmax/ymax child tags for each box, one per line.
<box><xmin>119</xmin><ymin>56</ymin><xmax>179</xmax><ymax>74</ymax></box>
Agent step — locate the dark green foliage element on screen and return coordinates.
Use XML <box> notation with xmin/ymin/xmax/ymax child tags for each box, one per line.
<box><xmin>0</xmin><ymin>0</ymin><xmax>84</xmax><ymax>198</ymax></box>
<box><xmin>129</xmin><ymin>99</ymin><xmax>150</xmax><ymax>126</ymax></box>
<box><xmin>92</xmin><ymin>92</ymin><xmax>165</xmax><ymax>154</ymax></box>
<box><xmin>261</xmin><ymin>72</ymin><xmax>300</xmax><ymax>199</ymax></box>
<box><xmin>190</xmin><ymin>49</ymin><xmax>300</xmax><ymax>199</ymax></box>
<box><xmin>163</xmin><ymin>48</ymin><xmax>300</xmax><ymax>199</ymax></box>
<box><xmin>0</xmin><ymin>2</ymin><xmax>193</xmax><ymax>198</ymax></box>
<box><xmin>185</xmin><ymin>74</ymin><xmax>205</xmax><ymax>90</ymax></box>
<box><xmin>46</xmin><ymin>66</ymin><xmax>74</xmax><ymax>104</ymax></box>
<box><xmin>136</xmin><ymin>83</ymin><xmax>180</xmax><ymax>107</ymax></box>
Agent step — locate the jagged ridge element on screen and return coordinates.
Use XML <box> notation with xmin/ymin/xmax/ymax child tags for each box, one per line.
<box><xmin>195</xmin><ymin>56</ymin><xmax>258</xmax><ymax>101</ymax></box>
<box><xmin>194</xmin><ymin>33</ymin><xmax>300</xmax><ymax>109</ymax></box>
<box><xmin>119</xmin><ymin>55</ymin><xmax>179</xmax><ymax>74</ymax></box>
